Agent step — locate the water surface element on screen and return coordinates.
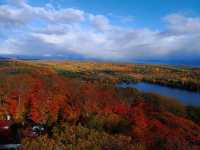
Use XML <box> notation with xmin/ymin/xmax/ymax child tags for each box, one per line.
<box><xmin>117</xmin><ymin>82</ymin><xmax>200</xmax><ymax>106</ymax></box>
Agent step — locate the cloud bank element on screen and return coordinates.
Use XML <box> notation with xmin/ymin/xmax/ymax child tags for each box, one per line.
<box><xmin>0</xmin><ymin>0</ymin><xmax>200</xmax><ymax>64</ymax></box>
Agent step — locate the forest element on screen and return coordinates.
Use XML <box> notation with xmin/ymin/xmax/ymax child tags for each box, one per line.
<box><xmin>0</xmin><ymin>60</ymin><xmax>200</xmax><ymax>150</ymax></box>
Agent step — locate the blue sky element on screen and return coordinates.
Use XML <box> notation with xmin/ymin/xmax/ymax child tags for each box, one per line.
<box><xmin>27</xmin><ymin>0</ymin><xmax>200</xmax><ymax>29</ymax></box>
<box><xmin>0</xmin><ymin>0</ymin><xmax>200</xmax><ymax>64</ymax></box>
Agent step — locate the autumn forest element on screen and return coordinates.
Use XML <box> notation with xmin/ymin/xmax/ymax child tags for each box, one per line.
<box><xmin>0</xmin><ymin>61</ymin><xmax>199</xmax><ymax>150</ymax></box>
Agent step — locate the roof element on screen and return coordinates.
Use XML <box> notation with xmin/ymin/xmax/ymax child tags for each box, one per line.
<box><xmin>0</xmin><ymin>120</ymin><xmax>13</xmax><ymax>128</ymax></box>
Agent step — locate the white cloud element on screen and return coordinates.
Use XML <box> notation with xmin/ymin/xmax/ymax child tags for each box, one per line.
<box><xmin>164</xmin><ymin>13</ymin><xmax>200</xmax><ymax>34</ymax></box>
<box><xmin>90</xmin><ymin>15</ymin><xmax>111</xmax><ymax>31</ymax></box>
<box><xmin>0</xmin><ymin>1</ymin><xmax>85</xmax><ymax>27</ymax></box>
<box><xmin>7</xmin><ymin>0</ymin><xmax>27</xmax><ymax>6</ymax></box>
<box><xmin>0</xmin><ymin>0</ymin><xmax>200</xmax><ymax>63</ymax></box>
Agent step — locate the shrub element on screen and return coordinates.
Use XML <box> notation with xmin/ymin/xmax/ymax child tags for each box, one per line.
<box><xmin>84</xmin><ymin>113</ymin><xmax>105</xmax><ymax>131</ymax></box>
<box><xmin>56</xmin><ymin>69</ymin><xmax>83</xmax><ymax>78</ymax></box>
<box><xmin>142</xmin><ymin>93</ymin><xmax>186</xmax><ymax>116</ymax></box>
<box><xmin>103</xmin><ymin>113</ymin><xmax>131</xmax><ymax>134</ymax></box>
<box><xmin>187</xmin><ymin>106</ymin><xmax>200</xmax><ymax>125</ymax></box>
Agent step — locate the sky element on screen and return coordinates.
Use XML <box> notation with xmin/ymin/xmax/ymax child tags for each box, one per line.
<box><xmin>0</xmin><ymin>0</ymin><xmax>200</xmax><ymax>64</ymax></box>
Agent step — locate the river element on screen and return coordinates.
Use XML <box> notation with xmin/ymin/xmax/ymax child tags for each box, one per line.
<box><xmin>117</xmin><ymin>82</ymin><xmax>200</xmax><ymax>106</ymax></box>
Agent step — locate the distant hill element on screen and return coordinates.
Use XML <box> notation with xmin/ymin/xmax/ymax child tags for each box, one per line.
<box><xmin>0</xmin><ymin>56</ymin><xmax>13</xmax><ymax>61</ymax></box>
<box><xmin>0</xmin><ymin>54</ymin><xmax>199</xmax><ymax>67</ymax></box>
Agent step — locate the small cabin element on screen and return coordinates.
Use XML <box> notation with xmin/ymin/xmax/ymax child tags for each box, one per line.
<box><xmin>0</xmin><ymin>114</ymin><xmax>21</xmax><ymax>150</ymax></box>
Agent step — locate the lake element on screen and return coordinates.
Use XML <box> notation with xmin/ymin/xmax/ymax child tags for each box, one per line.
<box><xmin>117</xmin><ymin>82</ymin><xmax>200</xmax><ymax>106</ymax></box>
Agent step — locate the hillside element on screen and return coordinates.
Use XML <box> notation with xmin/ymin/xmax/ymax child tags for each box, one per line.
<box><xmin>0</xmin><ymin>60</ymin><xmax>200</xmax><ymax>150</ymax></box>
